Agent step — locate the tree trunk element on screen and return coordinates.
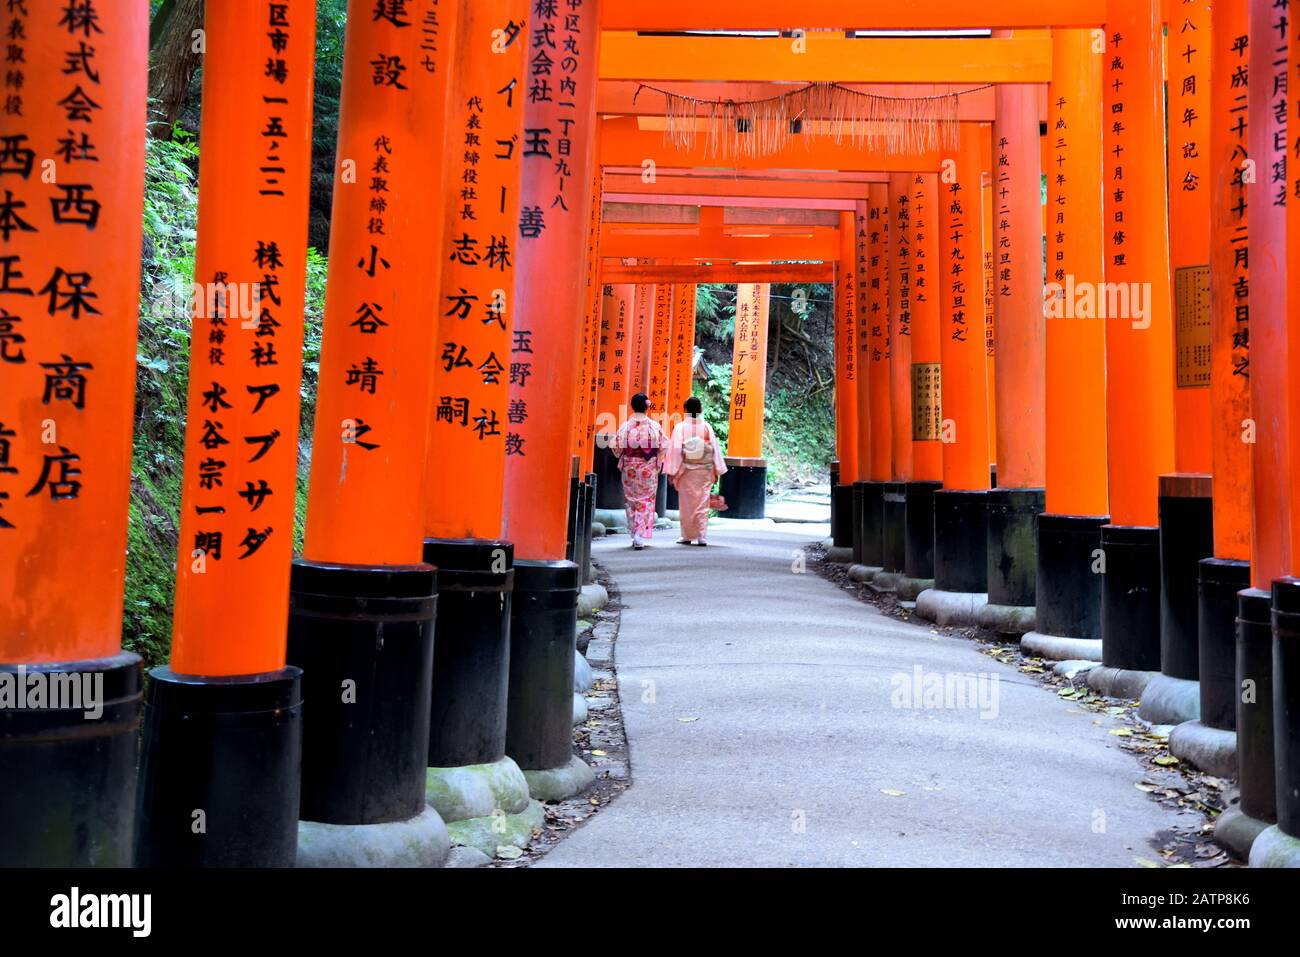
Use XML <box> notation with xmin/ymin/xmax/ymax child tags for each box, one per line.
<box><xmin>148</xmin><ymin>0</ymin><xmax>203</xmax><ymax>138</ymax></box>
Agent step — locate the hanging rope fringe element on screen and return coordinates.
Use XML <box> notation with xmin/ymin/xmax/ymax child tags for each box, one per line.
<box><xmin>634</xmin><ymin>82</ymin><xmax>986</xmax><ymax>160</ymax></box>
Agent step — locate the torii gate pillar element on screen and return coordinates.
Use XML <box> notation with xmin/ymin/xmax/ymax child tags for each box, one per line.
<box><xmin>0</xmin><ymin>0</ymin><xmax>147</xmax><ymax>867</ymax></box>
<box><xmin>719</xmin><ymin>284</ymin><xmax>771</xmax><ymax>518</ymax></box>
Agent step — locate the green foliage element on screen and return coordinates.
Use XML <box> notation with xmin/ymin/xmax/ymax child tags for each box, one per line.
<box><xmin>124</xmin><ymin>129</ymin><xmax>200</xmax><ymax>667</ymax></box>
<box><xmin>694</xmin><ymin>283</ymin><xmax>736</xmax><ymax>341</ymax></box>
<box><xmin>761</xmin><ymin>385</ymin><xmax>835</xmax><ymax>487</ymax></box>
<box><xmin>310</xmin><ymin>0</ymin><xmax>349</xmax><ymax>251</ymax></box>
<box><xmin>295</xmin><ymin>248</ymin><xmax>329</xmax><ymax>550</ymax></box>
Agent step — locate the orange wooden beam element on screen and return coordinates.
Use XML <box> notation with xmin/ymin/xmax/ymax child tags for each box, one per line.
<box><xmin>601</xmin><ymin>263</ymin><xmax>833</xmax><ymax>284</ymax></box>
<box><xmin>600</xmin><ymin>0</ymin><xmax>1106</xmax><ymax>30</ymax></box>
<box><xmin>599</xmin><ymin>32</ymin><xmax>1052</xmax><ymax>84</ymax></box>
<box><xmin>600</xmin><ymin>227</ymin><xmax>841</xmax><ymax>260</ymax></box>
<box><xmin>604</xmin><ymin>193</ymin><xmax>858</xmax><ymax>211</ymax></box>
<box><xmin>603</xmin><ymin>166</ymin><xmax>893</xmax><ymax>183</ymax></box>
<box><xmin>603</xmin><ymin>173</ymin><xmax>887</xmax><ymax>200</ymax></box>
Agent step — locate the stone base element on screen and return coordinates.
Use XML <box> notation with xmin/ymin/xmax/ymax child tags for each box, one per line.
<box><xmin>444</xmin><ymin>845</ymin><xmax>493</xmax><ymax>868</ymax></box>
<box><xmin>578</xmin><ymin>583</ymin><xmax>608</xmax><ymax>618</ymax></box>
<box><xmin>1021</xmin><ymin>631</ymin><xmax>1103</xmax><ymax>663</ymax></box>
<box><xmin>573</xmin><ymin>693</ymin><xmax>588</xmax><ymax>726</ymax></box>
<box><xmin>975</xmin><ymin>602</ymin><xmax>1037</xmax><ymax>636</ymax></box>
<box><xmin>1137</xmin><ymin>673</ymin><xmax>1201</xmax><ymax>726</ymax></box>
<box><xmin>1168</xmin><ymin>720</ymin><xmax>1237</xmax><ymax>779</ymax></box>
<box><xmin>1053</xmin><ymin>659</ymin><xmax>1100</xmax><ymax>680</ymax></box>
<box><xmin>575</xmin><ymin>619</ymin><xmax>594</xmax><ymax>654</ymax></box>
<box><xmin>296</xmin><ymin>805</ymin><xmax>450</xmax><ymax>868</ymax></box>
<box><xmin>522</xmin><ymin>755</ymin><xmax>596</xmax><ymax>802</ymax></box>
<box><xmin>826</xmin><ymin>546</ymin><xmax>854</xmax><ymax>564</ymax></box>
<box><xmin>1249</xmin><ymin>825</ymin><xmax>1300</xmax><ymax>868</ymax></box>
<box><xmin>574</xmin><ymin>650</ymin><xmax>593</xmax><ymax>692</ymax></box>
<box><xmin>446</xmin><ymin>799</ymin><xmax>546</xmax><ymax>860</ymax></box>
<box><xmin>895</xmin><ymin>576</ymin><xmax>934</xmax><ymax>601</ymax></box>
<box><xmin>847</xmin><ymin>564</ymin><xmax>882</xmax><ymax>583</ymax></box>
<box><xmin>425</xmin><ymin>755</ymin><xmax>532</xmax><ymax>823</ymax></box>
<box><xmin>870</xmin><ymin>570</ymin><xmax>904</xmax><ymax>592</ymax></box>
<box><xmin>594</xmin><ymin>508</ymin><xmax>625</xmax><ymax>531</ymax></box>
<box><xmin>1085</xmin><ymin>665</ymin><xmax>1158</xmax><ymax>701</ymax></box>
<box><xmin>914</xmin><ymin>589</ymin><xmax>989</xmax><ymax>627</ymax></box>
<box><xmin>871</xmin><ymin>571</ymin><xmax>933</xmax><ymax>598</ymax></box>
<box><xmin>1216</xmin><ymin>805</ymin><xmax>1273</xmax><ymax>861</ymax></box>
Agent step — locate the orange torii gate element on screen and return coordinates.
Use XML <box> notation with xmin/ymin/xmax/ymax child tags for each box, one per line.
<box><xmin>1021</xmin><ymin>27</ymin><xmax>1111</xmax><ymax>663</ymax></box>
<box><xmin>1092</xmin><ymin>0</ymin><xmax>1178</xmax><ymax>691</ymax></box>
<box><xmin>288</xmin><ymin>0</ymin><xmax>457</xmax><ymax>865</ymax></box>
<box><xmin>135</xmin><ymin>0</ymin><xmax>316</xmax><ymax>867</ymax></box>
<box><xmin>1164</xmin><ymin>0</ymin><xmax>1253</xmax><ymax>807</ymax></box>
<box><xmin>410</xmin><ymin>0</ymin><xmax>536</xmax><ymax>830</ymax></box>
<box><xmin>1224</xmin><ymin>0</ymin><xmax>1293</xmax><ymax>864</ymax></box>
<box><xmin>11</xmin><ymin>0</ymin><xmax>1300</xmax><ymax>875</ymax></box>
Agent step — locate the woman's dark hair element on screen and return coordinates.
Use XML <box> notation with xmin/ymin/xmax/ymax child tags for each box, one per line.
<box><xmin>683</xmin><ymin>396</ymin><xmax>703</xmax><ymax>416</ymax></box>
<box><xmin>630</xmin><ymin>392</ymin><xmax>649</xmax><ymax>413</ymax></box>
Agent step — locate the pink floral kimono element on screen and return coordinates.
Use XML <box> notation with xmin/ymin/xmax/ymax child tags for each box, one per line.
<box><xmin>665</xmin><ymin>416</ymin><xmax>727</xmax><ymax>543</ymax></box>
<box><xmin>611</xmin><ymin>414</ymin><xmax>666</xmax><ymax>544</ymax></box>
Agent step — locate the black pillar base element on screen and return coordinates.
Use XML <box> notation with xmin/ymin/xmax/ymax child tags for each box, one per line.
<box><xmin>1036</xmin><ymin>513</ymin><xmax>1107</xmax><ymax>640</ymax></box>
<box><xmin>423</xmin><ymin>538</ymin><xmax>513</xmax><ymax>768</ymax></box>
<box><xmin>666</xmin><ymin>479</ymin><xmax>679</xmax><ymax>512</ymax></box>
<box><xmin>0</xmin><ymin>652</ymin><xmax>141</xmax><ymax>867</ymax></box>
<box><xmin>506</xmin><ymin>560</ymin><xmax>582</xmax><ymax>772</ymax></box>
<box><xmin>1198</xmin><ymin>558</ymin><xmax>1250</xmax><ymax>731</ymax></box>
<box><xmin>933</xmin><ymin>489</ymin><xmax>989</xmax><ymax>593</ymax></box>
<box><xmin>592</xmin><ymin>435</ymin><xmax>624</xmax><ymax>510</ymax></box>
<box><xmin>719</xmin><ymin>459</ymin><xmax>766</xmax><ymax>519</ymax></box>
<box><xmin>655</xmin><ymin>472</ymin><xmax>669</xmax><ymax>518</ymax></box>
<box><xmin>882</xmin><ymin>482</ymin><xmax>907</xmax><ymax>573</ymax></box>
<box><xmin>135</xmin><ymin>666</ymin><xmax>303</xmax><ymax>867</ymax></box>
<box><xmin>1270</xmin><ymin>578</ymin><xmax>1300</xmax><ymax>837</ymax></box>
<box><xmin>576</xmin><ymin>476</ymin><xmax>591</xmax><ymax>567</ymax></box>
<box><xmin>583</xmin><ymin>473</ymin><xmax>597</xmax><ymax>583</ymax></box>
<box><xmin>850</xmin><ymin>482</ymin><xmax>865</xmax><ymax>564</ymax></box>
<box><xmin>829</xmin><ymin>462</ymin><xmax>841</xmax><ymax>540</ymax></box>
<box><xmin>288</xmin><ymin>561</ymin><xmax>436</xmax><ymax>826</ymax></box>
<box><xmin>1159</xmin><ymin>477</ymin><xmax>1215</xmax><ymax>680</ymax></box>
<box><xmin>904</xmin><ymin>481</ymin><xmax>942</xmax><ymax>580</ymax></box>
<box><xmin>987</xmin><ymin>487</ymin><xmax>1044</xmax><ymax>608</ymax></box>
<box><xmin>855</xmin><ymin>480</ymin><xmax>885</xmax><ymax>568</ymax></box>
<box><xmin>1100</xmin><ymin>524</ymin><xmax>1161</xmax><ymax>671</ymax></box>
<box><xmin>1237</xmin><ymin>588</ymin><xmax>1277</xmax><ymax>825</ymax></box>
<box><xmin>565</xmin><ymin>474</ymin><xmax>582</xmax><ymax>563</ymax></box>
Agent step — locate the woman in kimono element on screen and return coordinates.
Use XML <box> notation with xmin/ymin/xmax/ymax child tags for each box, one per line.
<box><xmin>611</xmin><ymin>393</ymin><xmax>666</xmax><ymax>550</ymax></box>
<box><xmin>665</xmin><ymin>396</ymin><xmax>727</xmax><ymax>546</ymax></box>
